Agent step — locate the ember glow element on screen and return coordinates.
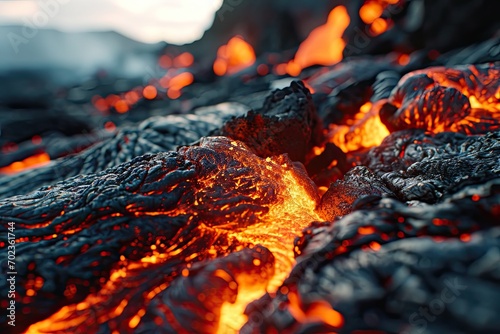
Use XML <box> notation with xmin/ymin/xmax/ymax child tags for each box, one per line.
<box><xmin>167</xmin><ymin>72</ymin><xmax>194</xmax><ymax>99</ymax></box>
<box><xmin>285</xmin><ymin>6</ymin><xmax>350</xmax><ymax>75</ymax></box>
<box><xmin>327</xmin><ymin>101</ymin><xmax>390</xmax><ymax>153</ymax></box>
<box><xmin>360</xmin><ymin>0</ymin><xmax>399</xmax><ymax>36</ymax></box>
<box><xmin>0</xmin><ymin>152</ymin><xmax>50</xmax><ymax>174</ymax></box>
<box><xmin>219</xmin><ymin>157</ymin><xmax>322</xmax><ymax>332</ymax></box>
<box><xmin>94</xmin><ymin>52</ymin><xmax>196</xmax><ymax>112</ymax></box>
<box><xmin>213</xmin><ymin>36</ymin><xmax>257</xmax><ymax>76</ymax></box>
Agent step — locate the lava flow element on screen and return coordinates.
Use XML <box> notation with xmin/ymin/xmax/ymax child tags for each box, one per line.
<box><xmin>326</xmin><ymin>101</ymin><xmax>390</xmax><ymax>153</ymax></box>
<box><xmin>5</xmin><ymin>137</ymin><xmax>321</xmax><ymax>334</ymax></box>
<box><xmin>0</xmin><ymin>152</ymin><xmax>50</xmax><ymax>174</ymax></box>
<box><xmin>326</xmin><ymin>63</ymin><xmax>500</xmax><ymax>154</ymax></box>
<box><xmin>1</xmin><ymin>0</ymin><xmax>500</xmax><ymax>332</ymax></box>
<box><xmin>283</xmin><ymin>5</ymin><xmax>350</xmax><ymax>76</ymax></box>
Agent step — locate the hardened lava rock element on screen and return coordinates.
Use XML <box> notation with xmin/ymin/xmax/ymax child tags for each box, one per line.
<box><xmin>0</xmin><ymin>136</ymin><xmax>318</xmax><ymax>333</ymax></box>
<box><xmin>319</xmin><ymin>166</ymin><xmax>394</xmax><ymax>219</ymax></box>
<box><xmin>0</xmin><ymin>103</ymin><xmax>246</xmax><ymax>199</ymax></box>
<box><xmin>219</xmin><ymin>81</ymin><xmax>323</xmax><ymax>162</ymax></box>
<box><xmin>243</xmin><ymin>178</ymin><xmax>500</xmax><ymax>334</ymax></box>
<box><xmin>318</xmin><ymin>130</ymin><xmax>500</xmax><ymax>218</ymax></box>
<box><xmin>365</xmin><ymin>130</ymin><xmax>500</xmax><ymax>203</ymax></box>
<box><xmin>307</xmin><ymin>57</ymin><xmax>396</xmax><ymax>126</ymax></box>
<box><xmin>379</xmin><ymin>63</ymin><xmax>500</xmax><ymax>134</ymax></box>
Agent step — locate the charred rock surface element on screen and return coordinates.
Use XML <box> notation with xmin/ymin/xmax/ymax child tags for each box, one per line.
<box><xmin>317</xmin><ymin>130</ymin><xmax>500</xmax><ymax>218</ymax></box>
<box><xmin>435</xmin><ymin>38</ymin><xmax>500</xmax><ymax>66</ymax></box>
<box><xmin>219</xmin><ymin>81</ymin><xmax>323</xmax><ymax>163</ymax></box>
<box><xmin>306</xmin><ymin>142</ymin><xmax>348</xmax><ymax>188</ymax></box>
<box><xmin>0</xmin><ymin>104</ymin><xmax>246</xmax><ymax>199</ymax></box>
<box><xmin>365</xmin><ymin>130</ymin><xmax>500</xmax><ymax>203</ymax></box>
<box><xmin>308</xmin><ymin>57</ymin><xmax>396</xmax><ymax>126</ymax></box>
<box><xmin>319</xmin><ymin>166</ymin><xmax>394</xmax><ymax>219</ymax></box>
<box><xmin>243</xmin><ymin>178</ymin><xmax>500</xmax><ymax>334</ymax></box>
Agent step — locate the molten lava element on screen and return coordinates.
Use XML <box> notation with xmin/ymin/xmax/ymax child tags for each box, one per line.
<box><xmin>213</xmin><ymin>36</ymin><xmax>256</xmax><ymax>76</ymax></box>
<box><xmin>360</xmin><ymin>0</ymin><xmax>399</xmax><ymax>36</ymax></box>
<box><xmin>359</xmin><ymin>2</ymin><xmax>384</xmax><ymax>24</ymax></box>
<box><xmin>143</xmin><ymin>85</ymin><xmax>158</xmax><ymax>100</ymax></box>
<box><xmin>0</xmin><ymin>152</ymin><xmax>50</xmax><ymax>174</ymax></box>
<box><xmin>326</xmin><ymin>64</ymin><xmax>499</xmax><ymax>153</ymax></box>
<box><xmin>167</xmin><ymin>72</ymin><xmax>194</xmax><ymax>99</ymax></box>
<box><xmin>285</xmin><ymin>6</ymin><xmax>350</xmax><ymax>75</ymax></box>
<box><xmin>327</xmin><ymin>101</ymin><xmax>390</xmax><ymax>153</ymax></box>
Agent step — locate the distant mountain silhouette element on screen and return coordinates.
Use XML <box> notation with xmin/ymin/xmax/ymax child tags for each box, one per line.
<box><xmin>0</xmin><ymin>27</ymin><xmax>164</xmax><ymax>83</ymax></box>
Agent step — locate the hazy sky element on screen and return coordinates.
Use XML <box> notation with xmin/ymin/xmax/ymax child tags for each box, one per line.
<box><xmin>0</xmin><ymin>0</ymin><xmax>223</xmax><ymax>44</ymax></box>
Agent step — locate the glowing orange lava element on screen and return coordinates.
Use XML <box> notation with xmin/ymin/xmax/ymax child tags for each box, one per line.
<box><xmin>385</xmin><ymin>64</ymin><xmax>500</xmax><ymax>134</ymax></box>
<box><xmin>360</xmin><ymin>2</ymin><xmax>384</xmax><ymax>24</ymax></box>
<box><xmin>143</xmin><ymin>85</ymin><xmax>158</xmax><ymax>100</ymax></box>
<box><xmin>167</xmin><ymin>72</ymin><xmax>194</xmax><ymax>99</ymax></box>
<box><xmin>288</xmin><ymin>292</ymin><xmax>344</xmax><ymax>328</ymax></box>
<box><xmin>213</xmin><ymin>36</ymin><xmax>256</xmax><ymax>76</ymax></box>
<box><xmin>327</xmin><ymin>101</ymin><xmax>390</xmax><ymax>152</ymax></box>
<box><xmin>0</xmin><ymin>152</ymin><xmax>50</xmax><ymax>174</ymax></box>
<box><xmin>370</xmin><ymin>17</ymin><xmax>389</xmax><ymax>36</ymax></box>
<box><xmin>174</xmin><ymin>52</ymin><xmax>194</xmax><ymax>68</ymax></box>
<box><xmin>218</xmin><ymin>155</ymin><xmax>322</xmax><ymax>332</ymax></box>
<box><xmin>360</xmin><ymin>0</ymin><xmax>400</xmax><ymax>36</ymax></box>
<box><xmin>285</xmin><ymin>5</ymin><xmax>350</xmax><ymax>76</ymax></box>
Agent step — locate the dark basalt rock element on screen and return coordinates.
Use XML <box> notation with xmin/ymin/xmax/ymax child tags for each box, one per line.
<box><xmin>306</xmin><ymin>142</ymin><xmax>347</xmax><ymax>188</ymax></box>
<box><xmin>308</xmin><ymin>57</ymin><xmax>396</xmax><ymax>126</ymax></box>
<box><xmin>365</xmin><ymin>130</ymin><xmax>500</xmax><ymax>203</ymax></box>
<box><xmin>319</xmin><ymin>166</ymin><xmax>394</xmax><ymax>220</ymax></box>
<box><xmin>218</xmin><ymin>81</ymin><xmax>323</xmax><ymax>163</ymax></box>
<box><xmin>317</xmin><ymin>130</ymin><xmax>500</xmax><ymax>218</ymax></box>
<box><xmin>0</xmin><ymin>103</ymin><xmax>246</xmax><ymax>199</ymax></box>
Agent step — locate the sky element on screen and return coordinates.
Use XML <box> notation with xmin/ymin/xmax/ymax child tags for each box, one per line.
<box><xmin>0</xmin><ymin>0</ymin><xmax>224</xmax><ymax>44</ymax></box>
